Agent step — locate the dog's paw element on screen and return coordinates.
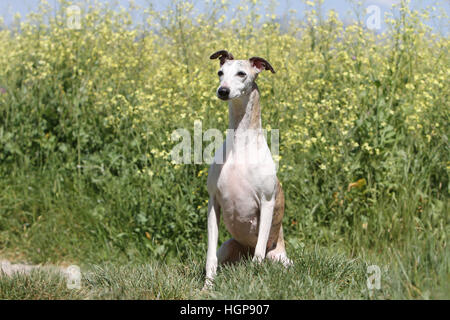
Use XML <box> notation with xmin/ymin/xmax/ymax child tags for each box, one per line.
<box><xmin>266</xmin><ymin>251</ymin><xmax>293</xmax><ymax>268</ymax></box>
<box><xmin>202</xmin><ymin>278</ymin><xmax>214</xmax><ymax>292</ymax></box>
<box><xmin>252</xmin><ymin>255</ymin><xmax>264</xmax><ymax>264</ymax></box>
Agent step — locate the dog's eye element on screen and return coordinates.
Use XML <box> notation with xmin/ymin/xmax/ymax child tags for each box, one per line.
<box><xmin>236</xmin><ymin>71</ymin><xmax>246</xmax><ymax>77</ymax></box>
<box><xmin>218</xmin><ymin>71</ymin><xmax>223</xmax><ymax>77</ymax></box>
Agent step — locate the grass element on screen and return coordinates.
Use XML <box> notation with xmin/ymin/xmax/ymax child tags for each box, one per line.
<box><xmin>1</xmin><ymin>243</ymin><xmax>448</xmax><ymax>300</ymax></box>
<box><xmin>0</xmin><ymin>0</ymin><xmax>448</xmax><ymax>299</ymax></box>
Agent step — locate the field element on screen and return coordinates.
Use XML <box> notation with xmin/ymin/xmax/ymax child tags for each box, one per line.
<box><xmin>0</xmin><ymin>0</ymin><xmax>448</xmax><ymax>299</ymax></box>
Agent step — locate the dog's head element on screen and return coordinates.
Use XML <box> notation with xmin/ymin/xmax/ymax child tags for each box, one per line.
<box><xmin>210</xmin><ymin>50</ymin><xmax>275</xmax><ymax>101</ymax></box>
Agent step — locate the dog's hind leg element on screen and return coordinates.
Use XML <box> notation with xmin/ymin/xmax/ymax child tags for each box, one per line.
<box><xmin>218</xmin><ymin>238</ymin><xmax>252</xmax><ymax>265</ymax></box>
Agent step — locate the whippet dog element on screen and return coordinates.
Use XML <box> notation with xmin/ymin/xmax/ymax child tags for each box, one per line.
<box><xmin>204</xmin><ymin>50</ymin><xmax>291</xmax><ymax>289</ymax></box>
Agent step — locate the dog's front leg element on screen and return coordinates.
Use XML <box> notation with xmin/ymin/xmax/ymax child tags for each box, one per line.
<box><xmin>204</xmin><ymin>196</ymin><xmax>220</xmax><ymax>289</ymax></box>
<box><xmin>253</xmin><ymin>196</ymin><xmax>275</xmax><ymax>263</ymax></box>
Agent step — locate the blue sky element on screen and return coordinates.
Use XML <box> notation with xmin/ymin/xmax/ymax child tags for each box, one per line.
<box><xmin>1</xmin><ymin>0</ymin><xmax>449</xmax><ymax>33</ymax></box>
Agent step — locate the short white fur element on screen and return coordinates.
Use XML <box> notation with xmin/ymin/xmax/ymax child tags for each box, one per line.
<box><xmin>204</xmin><ymin>52</ymin><xmax>291</xmax><ymax>290</ymax></box>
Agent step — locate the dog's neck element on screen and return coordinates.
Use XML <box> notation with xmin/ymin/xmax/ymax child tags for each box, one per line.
<box><xmin>226</xmin><ymin>84</ymin><xmax>264</xmax><ymax>157</ymax></box>
<box><xmin>228</xmin><ymin>84</ymin><xmax>261</xmax><ymax>132</ymax></box>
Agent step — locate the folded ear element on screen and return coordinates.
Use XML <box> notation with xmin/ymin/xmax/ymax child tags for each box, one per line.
<box><xmin>210</xmin><ymin>50</ymin><xmax>234</xmax><ymax>66</ymax></box>
<box><xmin>249</xmin><ymin>57</ymin><xmax>275</xmax><ymax>74</ymax></box>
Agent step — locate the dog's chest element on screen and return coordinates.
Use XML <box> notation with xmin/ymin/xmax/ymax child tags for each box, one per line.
<box><xmin>215</xmin><ymin>161</ymin><xmax>260</xmax><ymax>244</ymax></box>
<box><xmin>212</xmin><ymin>144</ymin><xmax>277</xmax><ymax>246</ymax></box>
<box><xmin>216</xmin><ymin>160</ymin><xmax>259</xmax><ymax>215</ymax></box>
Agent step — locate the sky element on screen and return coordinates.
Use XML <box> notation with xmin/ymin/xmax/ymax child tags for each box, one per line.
<box><xmin>0</xmin><ymin>0</ymin><xmax>449</xmax><ymax>33</ymax></box>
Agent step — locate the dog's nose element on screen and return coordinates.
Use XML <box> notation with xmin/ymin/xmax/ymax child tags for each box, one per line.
<box><xmin>218</xmin><ymin>87</ymin><xmax>230</xmax><ymax>99</ymax></box>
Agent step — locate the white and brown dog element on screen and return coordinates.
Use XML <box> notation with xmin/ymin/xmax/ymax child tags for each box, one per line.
<box><xmin>204</xmin><ymin>50</ymin><xmax>291</xmax><ymax>289</ymax></box>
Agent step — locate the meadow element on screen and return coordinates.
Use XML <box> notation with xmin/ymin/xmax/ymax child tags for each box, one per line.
<box><xmin>0</xmin><ymin>0</ymin><xmax>448</xmax><ymax>299</ymax></box>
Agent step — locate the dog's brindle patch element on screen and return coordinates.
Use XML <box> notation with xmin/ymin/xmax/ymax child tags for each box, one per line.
<box><xmin>267</xmin><ymin>179</ymin><xmax>284</xmax><ymax>250</ymax></box>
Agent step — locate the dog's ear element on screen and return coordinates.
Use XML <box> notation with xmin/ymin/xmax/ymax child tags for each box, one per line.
<box><xmin>210</xmin><ymin>50</ymin><xmax>234</xmax><ymax>66</ymax></box>
<box><xmin>249</xmin><ymin>57</ymin><xmax>275</xmax><ymax>74</ymax></box>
